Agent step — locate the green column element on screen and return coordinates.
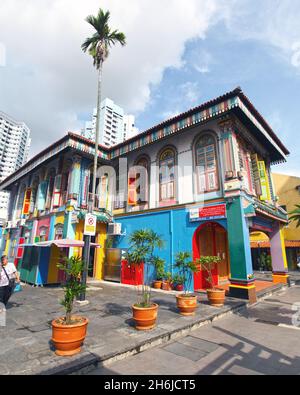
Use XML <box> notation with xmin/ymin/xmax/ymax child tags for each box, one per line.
<box><xmin>226</xmin><ymin>196</ymin><xmax>256</xmax><ymax>303</ymax></box>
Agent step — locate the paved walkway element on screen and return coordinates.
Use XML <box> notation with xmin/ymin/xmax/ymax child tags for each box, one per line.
<box><xmin>0</xmin><ymin>282</ymin><xmax>248</xmax><ymax>375</ymax></box>
<box><xmin>90</xmin><ymin>285</ymin><xmax>300</xmax><ymax>375</ymax></box>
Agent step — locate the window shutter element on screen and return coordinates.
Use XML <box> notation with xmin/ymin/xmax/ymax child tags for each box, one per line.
<box><xmin>52</xmin><ymin>175</ymin><xmax>62</xmax><ymax>208</ymax></box>
<box><xmin>37</xmin><ymin>181</ymin><xmax>48</xmax><ymax>211</ymax></box>
<box><xmin>128</xmin><ymin>177</ymin><xmax>137</xmax><ymax>205</ymax></box>
<box><xmin>250</xmin><ymin>154</ymin><xmax>262</xmax><ymax>197</ymax></box>
<box><xmin>99</xmin><ymin>176</ymin><xmax>109</xmax><ymax>209</ymax></box>
<box><xmin>258</xmin><ymin>161</ymin><xmax>271</xmax><ymax>201</ymax></box>
<box><xmin>208</xmin><ymin>173</ymin><xmax>216</xmax><ymax>190</ymax></box>
<box><xmin>22</xmin><ymin>188</ymin><xmax>32</xmax><ymax>215</ymax></box>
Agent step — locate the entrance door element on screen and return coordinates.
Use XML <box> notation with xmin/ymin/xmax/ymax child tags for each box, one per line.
<box><xmin>215</xmin><ymin>226</ymin><xmax>229</xmax><ymax>281</ymax></box>
<box><xmin>194</xmin><ymin>222</ymin><xmax>229</xmax><ymax>290</ymax></box>
<box><xmin>89</xmin><ymin>236</ymin><xmax>96</xmax><ymax>278</ymax></box>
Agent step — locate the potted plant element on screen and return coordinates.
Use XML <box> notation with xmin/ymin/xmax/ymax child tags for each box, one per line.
<box><xmin>174</xmin><ymin>252</ymin><xmax>200</xmax><ymax>316</ymax></box>
<box><xmin>127</xmin><ymin>229</ymin><xmax>164</xmax><ymax>330</ymax></box>
<box><xmin>172</xmin><ymin>274</ymin><xmax>185</xmax><ymax>291</ymax></box>
<box><xmin>51</xmin><ymin>256</ymin><xmax>88</xmax><ymax>356</ymax></box>
<box><xmin>197</xmin><ymin>255</ymin><xmax>225</xmax><ymax>307</ymax></box>
<box><xmin>162</xmin><ymin>271</ymin><xmax>173</xmax><ymax>291</ymax></box>
<box><xmin>152</xmin><ymin>257</ymin><xmax>165</xmax><ymax>289</ymax></box>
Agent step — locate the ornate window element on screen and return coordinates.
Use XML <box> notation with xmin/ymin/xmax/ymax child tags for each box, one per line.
<box><xmin>128</xmin><ymin>157</ymin><xmax>150</xmax><ymax>206</ymax></box>
<box><xmin>159</xmin><ymin>148</ymin><xmax>176</xmax><ymax>203</ymax></box>
<box><xmin>55</xmin><ymin>224</ymin><xmax>64</xmax><ymax>240</ymax></box>
<box><xmin>195</xmin><ymin>135</ymin><xmax>219</xmax><ymax>193</ymax></box>
<box><xmin>238</xmin><ymin>143</ymin><xmax>253</xmax><ymax>193</ymax></box>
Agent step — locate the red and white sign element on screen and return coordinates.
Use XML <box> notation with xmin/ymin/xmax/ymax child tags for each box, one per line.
<box><xmin>84</xmin><ymin>214</ymin><xmax>97</xmax><ymax>236</ymax></box>
<box><xmin>189</xmin><ymin>204</ymin><xmax>227</xmax><ymax>222</ymax></box>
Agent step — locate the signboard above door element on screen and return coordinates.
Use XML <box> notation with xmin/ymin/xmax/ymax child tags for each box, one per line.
<box><xmin>189</xmin><ymin>204</ymin><xmax>227</xmax><ymax>222</ymax></box>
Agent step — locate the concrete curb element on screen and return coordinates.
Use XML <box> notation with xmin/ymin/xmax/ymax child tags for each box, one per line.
<box><xmin>36</xmin><ymin>282</ymin><xmax>287</xmax><ymax>376</ymax></box>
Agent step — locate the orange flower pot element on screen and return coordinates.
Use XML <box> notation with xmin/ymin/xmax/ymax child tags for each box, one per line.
<box><xmin>153</xmin><ymin>281</ymin><xmax>162</xmax><ymax>289</ymax></box>
<box><xmin>162</xmin><ymin>281</ymin><xmax>172</xmax><ymax>291</ymax></box>
<box><xmin>51</xmin><ymin>316</ymin><xmax>89</xmax><ymax>357</ymax></box>
<box><xmin>207</xmin><ymin>289</ymin><xmax>226</xmax><ymax>307</ymax></box>
<box><xmin>176</xmin><ymin>294</ymin><xmax>198</xmax><ymax>316</ymax></box>
<box><xmin>132</xmin><ymin>303</ymin><xmax>159</xmax><ymax>331</ymax></box>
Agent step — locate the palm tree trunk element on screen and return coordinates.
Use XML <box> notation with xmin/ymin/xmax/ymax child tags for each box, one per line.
<box><xmin>91</xmin><ymin>60</ymin><xmax>103</xmax><ymax>212</ymax></box>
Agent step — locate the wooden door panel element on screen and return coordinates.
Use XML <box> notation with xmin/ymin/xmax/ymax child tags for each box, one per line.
<box><xmin>215</xmin><ymin>227</ymin><xmax>229</xmax><ymax>279</ymax></box>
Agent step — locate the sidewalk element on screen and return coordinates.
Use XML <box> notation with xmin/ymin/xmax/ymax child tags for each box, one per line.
<box><xmin>0</xmin><ymin>280</ymin><xmax>285</xmax><ymax>375</ymax></box>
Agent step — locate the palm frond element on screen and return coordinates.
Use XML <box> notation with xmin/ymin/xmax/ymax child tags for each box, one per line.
<box><xmin>82</xmin><ymin>7</ymin><xmax>126</xmax><ymax>68</ymax></box>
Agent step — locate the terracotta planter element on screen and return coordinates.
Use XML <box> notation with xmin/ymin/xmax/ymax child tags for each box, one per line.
<box><xmin>51</xmin><ymin>316</ymin><xmax>89</xmax><ymax>357</ymax></box>
<box><xmin>162</xmin><ymin>281</ymin><xmax>172</xmax><ymax>291</ymax></box>
<box><xmin>207</xmin><ymin>289</ymin><xmax>226</xmax><ymax>307</ymax></box>
<box><xmin>153</xmin><ymin>280</ymin><xmax>162</xmax><ymax>289</ymax></box>
<box><xmin>176</xmin><ymin>294</ymin><xmax>198</xmax><ymax>316</ymax></box>
<box><xmin>132</xmin><ymin>303</ymin><xmax>159</xmax><ymax>331</ymax></box>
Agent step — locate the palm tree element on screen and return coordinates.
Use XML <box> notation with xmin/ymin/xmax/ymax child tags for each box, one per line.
<box><xmin>82</xmin><ymin>8</ymin><xmax>126</xmax><ymax>210</ymax></box>
<box><xmin>289</xmin><ymin>204</ymin><xmax>300</xmax><ymax>228</ymax></box>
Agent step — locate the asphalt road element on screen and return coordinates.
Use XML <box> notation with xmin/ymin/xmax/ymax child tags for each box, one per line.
<box><xmin>89</xmin><ymin>285</ymin><xmax>300</xmax><ymax>375</ymax></box>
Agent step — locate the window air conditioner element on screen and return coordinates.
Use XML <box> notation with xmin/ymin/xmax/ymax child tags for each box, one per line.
<box><xmin>107</xmin><ymin>223</ymin><xmax>122</xmax><ymax>236</ymax></box>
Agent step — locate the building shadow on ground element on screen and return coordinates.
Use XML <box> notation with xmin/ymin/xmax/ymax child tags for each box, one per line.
<box><xmin>196</xmin><ymin>325</ymin><xmax>300</xmax><ymax>375</ymax></box>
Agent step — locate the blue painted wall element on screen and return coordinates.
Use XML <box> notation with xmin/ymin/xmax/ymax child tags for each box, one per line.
<box><xmin>115</xmin><ymin>206</ymin><xmax>227</xmax><ymax>291</ymax></box>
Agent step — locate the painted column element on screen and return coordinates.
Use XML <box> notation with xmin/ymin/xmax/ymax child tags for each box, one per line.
<box><xmin>64</xmin><ymin>209</ymin><xmax>76</xmax><ymax>257</ymax></box>
<box><xmin>68</xmin><ymin>155</ymin><xmax>82</xmax><ymax>200</ymax></box>
<box><xmin>226</xmin><ymin>196</ymin><xmax>257</xmax><ymax>303</ymax></box>
<box><xmin>270</xmin><ymin>222</ymin><xmax>289</xmax><ymax>284</ymax></box>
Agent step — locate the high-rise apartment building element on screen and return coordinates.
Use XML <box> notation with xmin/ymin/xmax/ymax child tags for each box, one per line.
<box><xmin>123</xmin><ymin>114</ymin><xmax>139</xmax><ymax>141</ymax></box>
<box><xmin>82</xmin><ymin>98</ymin><xmax>139</xmax><ymax>147</ymax></box>
<box><xmin>0</xmin><ymin>111</ymin><xmax>31</xmax><ymax>223</ymax></box>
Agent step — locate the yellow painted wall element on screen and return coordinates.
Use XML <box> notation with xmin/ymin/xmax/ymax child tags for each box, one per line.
<box><xmin>250</xmin><ymin>231</ymin><xmax>269</xmax><ymax>242</ymax></box>
<box><xmin>75</xmin><ymin>220</ymin><xmax>84</xmax><ymax>257</ymax></box>
<box><xmin>94</xmin><ymin>223</ymin><xmax>107</xmax><ymax>280</ymax></box>
<box><xmin>55</xmin><ymin>213</ymin><xmax>65</xmax><ymax>225</ymax></box>
<box><xmin>273</xmin><ymin>173</ymin><xmax>300</xmax><ymax>241</ymax></box>
<box><xmin>48</xmin><ymin>245</ymin><xmax>60</xmax><ymax>283</ymax></box>
<box><xmin>75</xmin><ymin>219</ymin><xmax>107</xmax><ymax>280</ymax></box>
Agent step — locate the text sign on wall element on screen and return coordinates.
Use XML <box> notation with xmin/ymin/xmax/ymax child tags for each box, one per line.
<box><xmin>84</xmin><ymin>214</ymin><xmax>97</xmax><ymax>236</ymax></box>
<box><xmin>189</xmin><ymin>204</ymin><xmax>227</xmax><ymax>222</ymax></box>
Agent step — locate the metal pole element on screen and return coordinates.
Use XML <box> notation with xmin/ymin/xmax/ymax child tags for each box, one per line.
<box><xmin>80</xmin><ymin>61</ymin><xmax>103</xmax><ymax>302</ymax></box>
<box><xmin>80</xmin><ymin>234</ymin><xmax>91</xmax><ymax>301</ymax></box>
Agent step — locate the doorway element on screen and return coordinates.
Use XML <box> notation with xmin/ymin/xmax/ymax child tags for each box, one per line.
<box><xmin>193</xmin><ymin>222</ymin><xmax>230</xmax><ymax>289</ymax></box>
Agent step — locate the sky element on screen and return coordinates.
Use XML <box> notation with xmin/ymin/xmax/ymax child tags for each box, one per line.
<box><xmin>0</xmin><ymin>0</ymin><xmax>299</xmax><ymax>176</ymax></box>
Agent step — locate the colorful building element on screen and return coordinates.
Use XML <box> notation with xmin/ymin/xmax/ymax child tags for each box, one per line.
<box><xmin>249</xmin><ymin>174</ymin><xmax>300</xmax><ymax>271</ymax></box>
<box><xmin>0</xmin><ymin>88</ymin><xmax>290</xmax><ymax>302</ymax></box>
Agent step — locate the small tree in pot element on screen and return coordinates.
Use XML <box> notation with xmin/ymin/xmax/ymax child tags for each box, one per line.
<box><xmin>197</xmin><ymin>255</ymin><xmax>225</xmax><ymax>307</ymax></box>
<box><xmin>51</xmin><ymin>256</ymin><xmax>89</xmax><ymax>356</ymax></box>
<box><xmin>152</xmin><ymin>257</ymin><xmax>165</xmax><ymax>289</ymax></box>
<box><xmin>174</xmin><ymin>252</ymin><xmax>200</xmax><ymax>316</ymax></box>
<box><xmin>127</xmin><ymin>229</ymin><xmax>164</xmax><ymax>330</ymax></box>
<box><xmin>172</xmin><ymin>274</ymin><xmax>185</xmax><ymax>291</ymax></box>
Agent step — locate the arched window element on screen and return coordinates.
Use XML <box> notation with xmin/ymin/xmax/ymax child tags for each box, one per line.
<box><xmin>128</xmin><ymin>157</ymin><xmax>150</xmax><ymax>206</ymax></box>
<box><xmin>30</xmin><ymin>176</ymin><xmax>40</xmax><ymax>214</ymax></box>
<box><xmin>195</xmin><ymin>134</ymin><xmax>219</xmax><ymax>193</ymax></box>
<box><xmin>45</xmin><ymin>168</ymin><xmax>56</xmax><ymax>210</ymax></box>
<box><xmin>159</xmin><ymin>148</ymin><xmax>176</xmax><ymax>203</ymax></box>
<box><xmin>55</xmin><ymin>224</ymin><xmax>64</xmax><ymax>240</ymax></box>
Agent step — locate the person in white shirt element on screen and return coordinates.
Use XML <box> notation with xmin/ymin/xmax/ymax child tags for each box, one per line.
<box><xmin>0</xmin><ymin>255</ymin><xmax>20</xmax><ymax>306</ymax></box>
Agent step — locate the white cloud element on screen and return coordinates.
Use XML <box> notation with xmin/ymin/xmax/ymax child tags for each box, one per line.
<box><xmin>226</xmin><ymin>0</ymin><xmax>300</xmax><ymax>70</ymax></box>
<box><xmin>0</xmin><ymin>0</ymin><xmax>228</xmax><ymax>156</ymax></box>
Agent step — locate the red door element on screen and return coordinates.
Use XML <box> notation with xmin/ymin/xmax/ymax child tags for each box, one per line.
<box><xmin>193</xmin><ymin>223</ymin><xmax>229</xmax><ymax>290</ymax></box>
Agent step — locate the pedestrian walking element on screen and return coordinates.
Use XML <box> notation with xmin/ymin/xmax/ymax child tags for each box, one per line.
<box><xmin>0</xmin><ymin>255</ymin><xmax>20</xmax><ymax>306</ymax></box>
